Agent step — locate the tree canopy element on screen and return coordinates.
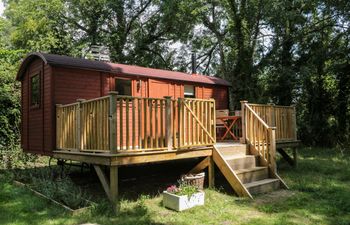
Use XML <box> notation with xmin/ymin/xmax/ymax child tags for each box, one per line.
<box><xmin>0</xmin><ymin>0</ymin><xmax>349</xmax><ymax>148</ymax></box>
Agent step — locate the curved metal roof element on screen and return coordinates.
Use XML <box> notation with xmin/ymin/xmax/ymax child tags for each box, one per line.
<box><xmin>16</xmin><ymin>52</ymin><xmax>231</xmax><ymax>86</ymax></box>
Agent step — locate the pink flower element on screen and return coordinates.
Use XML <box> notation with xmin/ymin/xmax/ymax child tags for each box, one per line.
<box><xmin>166</xmin><ymin>185</ymin><xmax>178</xmax><ymax>193</ymax></box>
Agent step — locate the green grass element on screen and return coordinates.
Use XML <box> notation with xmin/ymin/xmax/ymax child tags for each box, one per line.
<box><xmin>1</xmin><ymin>147</ymin><xmax>350</xmax><ymax>225</ymax></box>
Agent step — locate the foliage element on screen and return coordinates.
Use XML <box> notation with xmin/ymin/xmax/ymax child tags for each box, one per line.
<box><xmin>166</xmin><ymin>183</ymin><xmax>199</xmax><ymax>198</ymax></box>
<box><xmin>0</xmin><ymin>144</ymin><xmax>38</xmax><ymax>170</ymax></box>
<box><xmin>0</xmin><ymin>0</ymin><xmax>349</xmax><ymax>148</ymax></box>
<box><xmin>0</xmin><ymin>49</ymin><xmax>26</xmax><ymax>149</ymax></box>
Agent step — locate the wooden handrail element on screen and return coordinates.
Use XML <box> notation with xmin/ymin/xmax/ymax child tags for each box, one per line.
<box><xmin>56</xmin><ymin>95</ymin><xmax>216</xmax><ymax>153</ymax></box>
<box><xmin>244</xmin><ymin>104</ymin><xmax>271</xmax><ymax>129</ymax></box>
<box><xmin>241</xmin><ymin>101</ymin><xmax>277</xmax><ymax>174</ymax></box>
<box><xmin>247</xmin><ymin>103</ymin><xmax>297</xmax><ymax>141</ymax></box>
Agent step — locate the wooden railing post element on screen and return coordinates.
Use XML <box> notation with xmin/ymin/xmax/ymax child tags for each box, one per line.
<box><xmin>267</xmin><ymin>103</ymin><xmax>276</xmax><ymax>127</ymax></box>
<box><xmin>56</xmin><ymin>104</ymin><xmax>63</xmax><ymax>149</ymax></box>
<box><xmin>240</xmin><ymin>100</ymin><xmax>248</xmax><ymax>144</ymax></box>
<box><xmin>292</xmin><ymin>105</ymin><xmax>297</xmax><ymax>140</ymax></box>
<box><xmin>164</xmin><ymin>96</ymin><xmax>172</xmax><ymax>151</ymax></box>
<box><xmin>269</xmin><ymin>127</ymin><xmax>277</xmax><ymax>174</ymax></box>
<box><xmin>211</xmin><ymin>99</ymin><xmax>216</xmax><ymax>144</ymax></box>
<box><xmin>76</xmin><ymin>99</ymin><xmax>85</xmax><ymax>151</ymax></box>
<box><xmin>177</xmin><ymin>98</ymin><xmax>183</xmax><ymax>148</ymax></box>
<box><xmin>109</xmin><ymin>91</ymin><xmax>118</xmax><ymax>153</ymax></box>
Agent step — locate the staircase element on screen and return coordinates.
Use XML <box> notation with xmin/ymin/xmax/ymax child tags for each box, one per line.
<box><xmin>213</xmin><ymin>143</ymin><xmax>287</xmax><ymax>198</ymax></box>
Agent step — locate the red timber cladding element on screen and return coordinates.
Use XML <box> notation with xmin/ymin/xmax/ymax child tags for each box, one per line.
<box><xmin>147</xmin><ymin>78</ymin><xmax>228</xmax><ymax>109</ymax></box>
<box><xmin>114</xmin><ymin>76</ymin><xmax>147</xmax><ymax>148</ymax></box>
<box><xmin>148</xmin><ymin>79</ymin><xmax>183</xmax><ymax>98</ymax></box>
<box><xmin>196</xmin><ymin>86</ymin><xmax>228</xmax><ymax>109</ymax></box>
<box><xmin>43</xmin><ymin>64</ymin><xmax>52</xmax><ymax>154</ymax></box>
<box><xmin>53</xmin><ymin>67</ymin><xmax>103</xmax><ymax>104</ymax></box>
<box><xmin>27</xmin><ymin>59</ymin><xmax>44</xmax><ymax>153</ymax></box>
<box><xmin>53</xmin><ymin>67</ymin><xmax>106</xmax><ymax>152</ymax></box>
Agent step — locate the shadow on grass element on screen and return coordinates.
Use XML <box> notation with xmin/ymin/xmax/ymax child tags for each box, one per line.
<box><xmin>0</xmin><ymin>158</ymin><xmax>204</xmax><ymax>224</ymax></box>
<box><xmin>0</xmin><ymin>180</ymin><xmax>67</xmax><ymax>225</ymax></box>
<box><xmin>253</xmin><ymin>147</ymin><xmax>350</xmax><ymax>225</ymax></box>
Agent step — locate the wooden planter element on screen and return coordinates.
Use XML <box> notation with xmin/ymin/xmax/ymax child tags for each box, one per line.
<box><xmin>13</xmin><ymin>180</ymin><xmax>93</xmax><ymax>215</ymax></box>
<box><xmin>162</xmin><ymin>191</ymin><xmax>205</xmax><ymax>211</ymax></box>
<box><xmin>181</xmin><ymin>173</ymin><xmax>205</xmax><ymax>190</ymax></box>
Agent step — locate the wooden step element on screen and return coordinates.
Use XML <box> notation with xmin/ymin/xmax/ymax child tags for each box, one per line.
<box><xmin>234</xmin><ymin>167</ymin><xmax>269</xmax><ymax>184</ymax></box>
<box><xmin>217</xmin><ymin>145</ymin><xmax>248</xmax><ymax>157</ymax></box>
<box><xmin>226</xmin><ymin>155</ymin><xmax>257</xmax><ymax>170</ymax></box>
<box><xmin>244</xmin><ymin>179</ymin><xmax>280</xmax><ymax>195</ymax></box>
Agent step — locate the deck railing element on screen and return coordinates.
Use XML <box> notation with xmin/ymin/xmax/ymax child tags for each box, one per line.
<box><xmin>246</xmin><ymin>103</ymin><xmax>297</xmax><ymax>142</ymax></box>
<box><xmin>56</xmin><ymin>93</ymin><xmax>216</xmax><ymax>153</ymax></box>
<box><xmin>241</xmin><ymin>101</ymin><xmax>276</xmax><ymax>173</ymax></box>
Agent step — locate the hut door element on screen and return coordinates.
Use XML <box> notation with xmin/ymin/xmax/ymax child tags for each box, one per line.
<box><xmin>148</xmin><ymin>79</ymin><xmax>170</xmax><ymax>98</ymax></box>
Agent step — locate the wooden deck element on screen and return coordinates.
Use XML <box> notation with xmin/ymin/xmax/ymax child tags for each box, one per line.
<box><xmin>54</xmin><ymin>94</ymin><xmax>299</xmax><ymax>212</ymax></box>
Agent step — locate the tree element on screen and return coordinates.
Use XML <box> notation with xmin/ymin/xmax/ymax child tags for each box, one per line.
<box><xmin>0</xmin><ymin>49</ymin><xmax>26</xmax><ymax>148</ymax></box>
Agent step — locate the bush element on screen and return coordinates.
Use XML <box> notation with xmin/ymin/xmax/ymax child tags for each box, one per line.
<box><xmin>0</xmin><ymin>144</ymin><xmax>38</xmax><ymax>169</ymax></box>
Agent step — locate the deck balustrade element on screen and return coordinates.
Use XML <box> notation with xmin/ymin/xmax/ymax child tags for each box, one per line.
<box><xmin>56</xmin><ymin>93</ymin><xmax>216</xmax><ymax>153</ymax></box>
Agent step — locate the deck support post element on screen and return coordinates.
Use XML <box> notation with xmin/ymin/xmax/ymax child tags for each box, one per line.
<box><xmin>188</xmin><ymin>156</ymin><xmax>215</xmax><ymax>188</ymax></box>
<box><xmin>240</xmin><ymin>100</ymin><xmax>248</xmax><ymax>144</ymax></box>
<box><xmin>164</xmin><ymin>96</ymin><xmax>172</xmax><ymax>151</ymax></box>
<box><xmin>110</xmin><ymin>166</ymin><xmax>119</xmax><ymax>213</ymax></box>
<box><xmin>208</xmin><ymin>156</ymin><xmax>215</xmax><ymax>188</ymax></box>
<box><xmin>293</xmin><ymin>147</ymin><xmax>298</xmax><ymax>168</ymax></box>
<box><xmin>109</xmin><ymin>91</ymin><xmax>118</xmax><ymax>154</ymax></box>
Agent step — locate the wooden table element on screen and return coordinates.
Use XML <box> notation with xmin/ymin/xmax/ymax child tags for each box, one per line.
<box><xmin>216</xmin><ymin>116</ymin><xmax>241</xmax><ymax>140</ymax></box>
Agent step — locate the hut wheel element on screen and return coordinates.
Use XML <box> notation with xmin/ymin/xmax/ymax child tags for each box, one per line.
<box><xmin>57</xmin><ymin>159</ymin><xmax>72</xmax><ymax>178</ymax></box>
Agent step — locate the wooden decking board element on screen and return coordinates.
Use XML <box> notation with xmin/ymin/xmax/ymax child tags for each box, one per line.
<box><xmin>244</xmin><ymin>178</ymin><xmax>280</xmax><ymax>188</ymax></box>
<box><xmin>244</xmin><ymin>178</ymin><xmax>280</xmax><ymax>195</ymax></box>
<box><xmin>53</xmin><ymin>147</ymin><xmax>212</xmax><ymax>166</ymax></box>
<box><xmin>234</xmin><ymin>166</ymin><xmax>267</xmax><ymax>174</ymax></box>
<box><xmin>276</xmin><ymin>140</ymin><xmax>301</xmax><ymax>148</ymax></box>
<box><xmin>235</xmin><ymin>166</ymin><xmax>269</xmax><ymax>184</ymax></box>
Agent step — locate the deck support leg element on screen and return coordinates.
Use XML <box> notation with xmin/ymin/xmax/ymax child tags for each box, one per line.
<box><xmin>208</xmin><ymin>156</ymin><xmax>215</xmax><ymax>188</ymax></box>
<box><xmin>110</xmin><ymin>166</ymin><xmax>119</xmax><ymax>213</ymax></box>
<box><xmin>277</xmin><ymin>148</ymin><xmax>296</xmax><ymax>168</ymax></box>
<box><xmin>293</xmin><ymin>147</ymin><xmax>298</xmax><ymax>168</ymax></box>
<box><xmin>94</xmin><ymin>165</ymin><xmax>119</xmax><ymax>213</ymax></box>
<box><xmin>187</xmin><ymin>156</ymin><xmax>215</xmax><ymax>188</ymax></box>
<box><xmin>188</xmin><ymin>157</ymin><xmax>209</xmax><ymax>174</ymax></box>
<box><xmin>94</xmin><ymin>165</ymin><xmax>111</xmax><ymax>199</ymax></box>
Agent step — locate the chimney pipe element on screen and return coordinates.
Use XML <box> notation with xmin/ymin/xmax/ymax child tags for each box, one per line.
<box><xmin>191</xmin><ymin>52</ymin><xmax>197</xmax><ymax>74</ymax></box>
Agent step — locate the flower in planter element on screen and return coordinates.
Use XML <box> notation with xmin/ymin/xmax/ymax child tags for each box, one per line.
<box><xmin>166</xmin><ymin>185</ymin><xmax>179</xmax><ymax>193</ymax></box>
<box><xmin>163</xmin><ymin>183</ymin><xmax>204</xmax><ymax>211</ymax></box>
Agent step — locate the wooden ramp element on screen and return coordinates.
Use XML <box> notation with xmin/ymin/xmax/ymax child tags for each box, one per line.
<box><xmin>213</xmin><ymin>143</ymin><xmax>286</xmax><ymax>198</ymax></box>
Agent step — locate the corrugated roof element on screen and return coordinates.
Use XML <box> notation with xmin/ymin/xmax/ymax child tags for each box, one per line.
<box><xmin>16</xmin><ymin>52</ymin><xmax>231</xmax><ymax>86</ymax></box>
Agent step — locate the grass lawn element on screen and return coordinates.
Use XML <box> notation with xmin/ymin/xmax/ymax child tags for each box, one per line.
<box><xmin>1</xmin><ymin>147</ymin><xmax>350</xmax><ymax>225</ymax></box>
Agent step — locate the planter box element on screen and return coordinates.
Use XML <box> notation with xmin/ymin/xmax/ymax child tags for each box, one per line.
<box><xmin>163</xmin><ymin>191</ymin><xmax>205</xmax><ymax>211</ymax></box>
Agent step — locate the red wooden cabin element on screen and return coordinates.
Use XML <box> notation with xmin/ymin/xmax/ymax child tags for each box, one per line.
<box><xmin>16</xmin><ymin>52</ymin><xmax>231</xmax><ymax>156</ymax></box>
<box><xmin>16</xmin><ymin>53</ymin><xmax>300</xmax><ymax>208</ymax></box>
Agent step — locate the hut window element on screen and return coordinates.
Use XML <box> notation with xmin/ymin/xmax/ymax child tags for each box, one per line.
<box><xmin>115</xmin><ymin>78</ymin><xmax>132</xmax><ymax>96</ymax></box>
<box><xmin>184</xmin><ymin>85</ymin><xmax>195</xmax><ymax>98</ymax></box>
<box><xmin>30</xmin><ymin>74</ymin><xmax>40</xmax><ymax>106</ymax></box>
